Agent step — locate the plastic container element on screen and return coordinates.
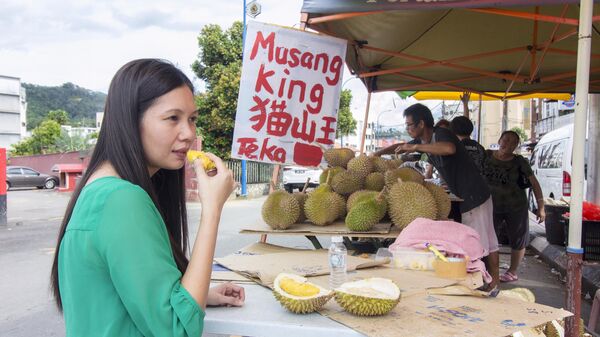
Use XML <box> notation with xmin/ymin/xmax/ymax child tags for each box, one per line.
<box><xmin>564</xmin><ymin>218</ymin><xmax>600</xmax><ymax>261</ymax></box>
<box><xmin>432</xmin><ymin>257</ymin><xmax>467</xmax><ymax>279</ymax></box>
<box><xmin>391</xmin><ymin>247</ymin><xmax>435</xmax><ymax>270</ymax></box>
<box><xmin>328</xmin><ymin>236</ymin><xmax>347</xmax><ymax>289</ymax></box>
<box><xmin>544</xmin><ymin>204</ymin><xmax>569</xmax><ymax>246</ymax></box>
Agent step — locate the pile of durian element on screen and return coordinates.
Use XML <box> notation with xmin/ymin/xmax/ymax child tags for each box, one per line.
<box><xmin>261</xmin><ymin>147</ymin><xmax>452</xmax><ymax>232</ymax></box>
<box><xmin>272</xmin><ymin>273</ymin><xmax>401</xmax><ymax>316</ymax></box>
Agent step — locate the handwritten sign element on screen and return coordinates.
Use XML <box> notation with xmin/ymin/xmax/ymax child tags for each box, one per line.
<box><xmin>231</xmin><ymin>21</ymin><xmax>347</xmax><ymax>167</ymax></box>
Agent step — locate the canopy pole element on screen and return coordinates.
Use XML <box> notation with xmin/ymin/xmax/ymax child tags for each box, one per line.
<box><xmin>359</xmin><ymin>92</ymin><xmax>372</xmax><ymax>155</ymax></box>
<box><xmin>477</xmin><ymin>95</ymin><xmax>482</xmax><ymax>143</ymax></box>
<box><xmin>566</xmin><ymin>1</ymin><xmax>592</xmax><ymax>336</ymax></box>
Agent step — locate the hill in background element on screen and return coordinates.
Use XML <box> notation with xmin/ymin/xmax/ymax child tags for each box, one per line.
<box><xmin>23</xmin><ymin>82</ymin><xmax>106</xmax><ymax>130</ymax></box>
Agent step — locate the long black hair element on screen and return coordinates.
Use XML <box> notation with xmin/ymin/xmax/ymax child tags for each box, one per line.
<box><xmin>50</xmin><ymin>59</ymin><xmax>193</xmax><ymax>310</ymax></box>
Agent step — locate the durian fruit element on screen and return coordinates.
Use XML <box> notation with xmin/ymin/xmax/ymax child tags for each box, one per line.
<box><xmin>187</xmin><ymin>150</ymin><xmax>217</xmax><ymax>172</ymax></box>
<box><xmin>305</xmin><ymin>183</ymin><xmax>346</xmax><ymax>226</ymax></box>
<box><xmin>387</xmin><ymin>158</ymin><xmax>403</xmax><ymax>170</ymax></box>
<box><xmin>499</xmin><ymin>287</ymin><xmax>536</xmax><ymax>303</ymax></box>
<box><xmin>423</xmin><ymin>181</ymin><xmax>451</xmax><ymax>220</ymax></box>
<box><xmin>544</xmin><ymin>320</ymin><xmax>564</xmax><ymax>337</ymax></box>
<box><xmin>331</xmin><ymin>170</ymin><xmax>365</xmax><ymax>196</ymax></box>
<box><xmin>388</xmin><ymin>180</ymin><xmax>438</xmax><ymax>229</ymax></box>
<box><xmin>323</xmin><ymin>148</ymin><xmax>355</xmax><ymax>168</ymax></box>
<box><xmin>272</xmin><ymin>273</ymin><xmax>332</xmax><ymax>314</ymax></box>
<box><xmin>347</xmin><ymin>154</ymin><xmax>373</xmax><ymax>178</ymax></box>
<box><xmin>345</xmin><ymin>191</ymin><xmax>387</xmax><ymax>231</ymax></box>
<box><xmin>372</xmin><ymin>157</ymin><xmax>390</xmax><ymax>173</ymax></box>
<box><xmin>319</xmin><ymin>167</ymin><xmax>344</xmax><ymax>184</ymax></box>
<box><xmin>347</xmin><ymin>190</ymin><xmax>378</xmax><ymax>212</ymax></box>
<box><xmin>334</xmin><ymin>278</ymin><xmax>401</xmax><ymax>316</ymax></box>
<box><xmin>262</xmin><ymin>190</ymin><xmax>301</xmax><ymax>230</ymax></box>
<box><xmin>384</xmin><ymin>167</ymin><xmax>424</xmax><ymax>187</ymax></box>
<box><xmin>365</xmin><ymin>172</ymin><xmax>385</xmax><ymax>191</ymax></box>
<box><xmin>292</xmin><ymin>192</ymin><xmax>309</xmax><ymax>223</ymax></box>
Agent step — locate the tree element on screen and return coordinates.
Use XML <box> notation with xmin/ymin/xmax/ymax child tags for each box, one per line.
<box><xmin>10</xmin><ymin>120</ymin><xmax>61</xmax><ymax>155</ymax></box>
<box><xmin>336</xmin><ymin>89</ymin><xmax>357</xmax><ymax>138</ymax></box>
<box><xmin>47</xmin><ymin>109</ymin><xmax>70</xmax><ymax>125</ymax></box>
<box><xmin>510</xmin><ymin>126</ymin><xmax>528</xmax><ymax>142</ymax></box>
<box><xmin>192</xmin><ymin>21</ymin><xmax>243</xmax><ymax>158</ymax></box>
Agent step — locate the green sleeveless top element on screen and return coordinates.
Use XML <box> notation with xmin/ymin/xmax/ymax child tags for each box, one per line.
<box><xmin>58</xmin><ymin>176</ymin><xmax>204</xmax><ymax>337</ymax></box>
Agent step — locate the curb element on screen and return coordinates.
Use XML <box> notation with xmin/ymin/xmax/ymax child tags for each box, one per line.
<box><xmin>529</xmin><ymin>231</ymin><xmax>600</xmax><ymax>298</ymax></box>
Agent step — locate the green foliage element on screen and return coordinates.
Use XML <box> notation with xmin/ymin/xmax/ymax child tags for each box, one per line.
<box><xmin>510</xmin><ymin>126</ymin><xmax>528</xmax><ymax>142</ymax></box>
<box><xmin>10</xmin><ymin>120</ymin><xmax>62</xmax><ymax>155</ymax></box>
<box><xmin>192</xmin><ymin>21</ymin><xmax>243</xmax><ymax>158</ymax></box>
<box><xmin>22</xmin><ymin>82</ymin><xmax>106</xmax><ymax>129</ymax></box>
<box><xmin>55</xmin><ymin>129</ymin><xmax>96</xmax><ymax>153</ymax></box>
<box><xmin>337</xmin><ymin>89</ymin><xmax>357</xmax><ymax>138</ymax></box>
<box><xmin>47</xmin><ymin>109</ymin><xmax>70</xmax><ymax>125</ymax></box>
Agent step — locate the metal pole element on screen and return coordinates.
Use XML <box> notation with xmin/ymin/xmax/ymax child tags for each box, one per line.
<box><xmin>240</xmin><ymin>0</ymin><xmax>248</xmax><ymax>197</ymax></box>
<box><xmin>502</xmin><ymin>99</ymin><xmax>508</xmax><ymax>131</ymax></box>
<box><xmin>566</xmin><ymin>1</ymin><xmax>592</xmax><ymax>336</ymax></box>
<box><xmin>478</xmin><ymin>95</ymin><xmax>482</xmax><ymax>143</ymax></box>
<box><xmin>588</xmin><ymin>94</ymin><xmax>600</xmax><ymax>204</ymax></box>
<box><xmin>359</xmin><ymin>92</ymin><xmax>372</xmax><ymax>155</ymax></box>
<box><xmin>0</xmin><ymin>148</ymin><xmax>6</xmax><ymax>226</ymax></box>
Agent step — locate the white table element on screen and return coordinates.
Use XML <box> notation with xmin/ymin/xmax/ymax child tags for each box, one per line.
<box><xmin>204</xmin><ymin>282</ymin><xmax>366</xmax><ymax>337</ymax></box>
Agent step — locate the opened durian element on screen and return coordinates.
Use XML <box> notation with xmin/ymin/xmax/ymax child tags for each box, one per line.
<box><xmin>499</xmin><ymin>287</ymin><xmax>536</xmax><ymax>303</ymax></box>
<box><xmin>187</xmin><ymin>150</ymin><xmax>216</xmax><ymax>172</ymax></box>
<box><xmin>273</xmin><ymin>273</ymin><xmax>332</xmax><ymax>314</ymax></box>
<box><xmin>334</xmin><ymin>278</ymin><xmax>401</xmax><ymax>316</ymax></box>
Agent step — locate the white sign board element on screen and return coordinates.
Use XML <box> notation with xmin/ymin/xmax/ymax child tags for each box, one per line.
<box><xmin>231</xmin><ymin>21</ymin><xmax>347</xmax><ymax>167</ymax></box>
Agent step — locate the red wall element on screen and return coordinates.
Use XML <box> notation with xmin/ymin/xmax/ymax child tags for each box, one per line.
<box><xmin>8</xmin><ymin>151</ymin><xmax>90</xmax><ymax>175</ymax></box>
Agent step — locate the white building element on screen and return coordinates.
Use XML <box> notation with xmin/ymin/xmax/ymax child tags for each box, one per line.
<box><xmin>96</xmin><ymin>112</ymin><xmax>104</xmax><ymax>128</ymax></box>
<box><xmin>60</xmin><ymin>125</ymin><xmax>99</xmax><ymax>138</ymax></box>
<box><xmin>0</xmin><ymin>75</ymin><xmax>27</xmax><ymax>149</ymax></box>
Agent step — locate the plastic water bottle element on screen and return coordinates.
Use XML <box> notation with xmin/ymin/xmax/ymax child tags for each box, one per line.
<box><xmin>328</xmin><ymin>236</ymin><xmax>347</xmax><ymax>289</ymax></box>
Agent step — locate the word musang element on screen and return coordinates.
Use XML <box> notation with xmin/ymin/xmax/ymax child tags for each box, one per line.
<box><xmin>249</xmin><ymin>31</ymin><xmax>343</xmax><ymax>114</ymax></box>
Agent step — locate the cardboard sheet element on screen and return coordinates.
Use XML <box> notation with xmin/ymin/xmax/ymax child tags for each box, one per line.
<box><xmin>241</xmin><ymin>220</ymin><xmax>399</xmax><ymax>238</ymax></box>
<box><xmin>319</xmin><ymin>292</ymin><xmax>571</xmax><ymax>337</ymax></box>
<box><xmin>215</xmin><ymin>249</ymin><xmax>388</xmax><ymax>287</ymax></box>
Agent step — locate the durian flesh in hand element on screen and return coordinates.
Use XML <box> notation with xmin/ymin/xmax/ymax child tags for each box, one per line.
<box><xmin>334</xmin><ymin>278</ymin><xmax>401</xmax><ymax>316</ymax></box>
<box><xmin>272</xmin><ymin>273</ymin><xmax>332</xmax><ymax>314</ymax></box>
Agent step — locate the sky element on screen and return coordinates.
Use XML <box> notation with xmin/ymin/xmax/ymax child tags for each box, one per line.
<box><xmin>0</xmin><ymin>0</ymin><xmax>417</xmax><ymax>126</ymax></box>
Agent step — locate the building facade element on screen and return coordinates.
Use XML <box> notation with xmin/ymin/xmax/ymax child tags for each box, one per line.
<box><xmin>0</xmin><ymin>75</ymin><xmax>27</xmax><ymax>149</ymax></box>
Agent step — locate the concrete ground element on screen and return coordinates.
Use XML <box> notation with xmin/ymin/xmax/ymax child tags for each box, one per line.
<box><xmin>0</xmin><ymin>188</ymin><xmax>593</xmax><ymax>336</ymax></box>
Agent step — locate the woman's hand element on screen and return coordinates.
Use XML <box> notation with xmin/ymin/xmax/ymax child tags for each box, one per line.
<box><xmin>192</xmin><ymin>152</ymin><xmax>237</xmax><ymax>212</ymax></box>
<box><xmin>536</xmin><ymin>205</ymin><xmax>546</xmax><ymax>223</ymax></box>
<box><xmin>206</xmin><ymin>282</ymin><xmax>245</xmax><ymax>307</ymax></box>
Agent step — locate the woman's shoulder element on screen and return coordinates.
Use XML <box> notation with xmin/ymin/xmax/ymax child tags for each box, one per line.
<box><xmin>81</xmin><ymin>177</ymin><xmax>152</xmax><ymax>209</ymax></box>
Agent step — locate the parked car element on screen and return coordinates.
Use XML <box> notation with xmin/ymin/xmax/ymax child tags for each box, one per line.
<box><xmin>282</xmin><ymin>166</ymin><xmax>322</xmax><ymax>193</ymax></box>
<box><xmin>6</xmin><ymin>166</ymin><xmax>59</xmax><ymax>190</ymax></box>
<box><xmin>528</xmin><ymin>124</ymin><xmax>587</xmax><ymax>211</ymax></box>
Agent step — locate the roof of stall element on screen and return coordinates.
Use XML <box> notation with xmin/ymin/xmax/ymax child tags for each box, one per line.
<box><xmin>301</xmin><ymin>0</ymin><xmax>600</xmax><ymax>98</ymax></box>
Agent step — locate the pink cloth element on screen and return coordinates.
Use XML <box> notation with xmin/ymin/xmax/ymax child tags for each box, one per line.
<box><xmin>389</xmin><ymin>217</ymin><xmax>492</xmax><ymax>283</ymax></box>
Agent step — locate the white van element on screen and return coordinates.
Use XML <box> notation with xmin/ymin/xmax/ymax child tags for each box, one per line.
<box><xmin>528</xmin><ymin>124</ymin><xmax>587</xmax><ymax>209</ymax></box>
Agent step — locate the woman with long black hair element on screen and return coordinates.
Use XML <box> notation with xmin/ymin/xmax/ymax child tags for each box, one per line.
<box><xmin>50</xmin><ymin>59</ymin><xmax>244</xmax><ymax>336</ymax></box>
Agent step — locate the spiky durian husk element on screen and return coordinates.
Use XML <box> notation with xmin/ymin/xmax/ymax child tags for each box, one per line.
<box><xmin>347</xmin><ymin>190</ymin><xmax>378</xmax><ymax>212</ymax></box>
<box><xmin>345</xmin><ymin>196</ymin><xmax>387</xmax><ymax>231</ymax></box>
<box><xmin>372</xmin><ymin>157</ymin><xmax>389</xmax><ymax>173</ymax></box>
<box><xmin>334</xmin><ymin>292</ymin><xmax>400</xmax><ymax>316</ymax></box>
<box><xmin>323</xmin><ymin>148</ymin><xmax>355</xmax><ymax>168</ymax></box>
<box><xmin>305</xmin><ymin>189</ymin><xmax>346</xmax><ymax>226</ymax></box>
<box><xmin>384</xmin><ymin>167</ymin><xmax>424</xmax><ymax>187</ymax></box>
<box><xmin>292</xmin><ymin>192</ymin><xmax>309</xmax><ymax>223</ymax></box>
<box><xmin>365</xmin><ymin>172</ymin><xmax>385</xmax><ymax>191</ymax></box>
<box><xmin>262</xmin><ymin>190</ymin><xmax>300</xmax><ymax>229</ymax></box>
<box><xmin>273</xmin><ymin>289</ymin><xmax>332</xmax><ymax>314</ymax></box>
<box><xmin>347</xmin><ymin>154</ymin><xmax>373</xmax><ymax>178</ymax></box>
<box><xmin>423</xmin><ymin>181</ymin><xmax>451</xmax><ymax>220</ymax></box>
<box><xmin>320</xmin><ymin>167</ymin><xmax>344</xmax><ymax>184</ymax></box>
<box><xmin>388</xmin><ymin>181</ymin><xmax>438</xmax><ymax>229</ymax></box>
<box><xmin>331</xmin><ymin>170</ymin><xmax>365</xmax><ymax>195</ymax></box>
<box><xmin>387</xmin><ymin>158</ymin><xmax>403</xmax><ymax>170</ymax></box>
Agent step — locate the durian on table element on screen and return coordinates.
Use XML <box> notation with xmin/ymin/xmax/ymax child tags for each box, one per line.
<box><xmin>334</xmin><ymin>278</ymin><xmax>401</xmax><ymax>316</ymax></box>
<box><xmin>272</xmin><ymin>273</ymin><xmax>332</xmax><ymax>314</ymax></box>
